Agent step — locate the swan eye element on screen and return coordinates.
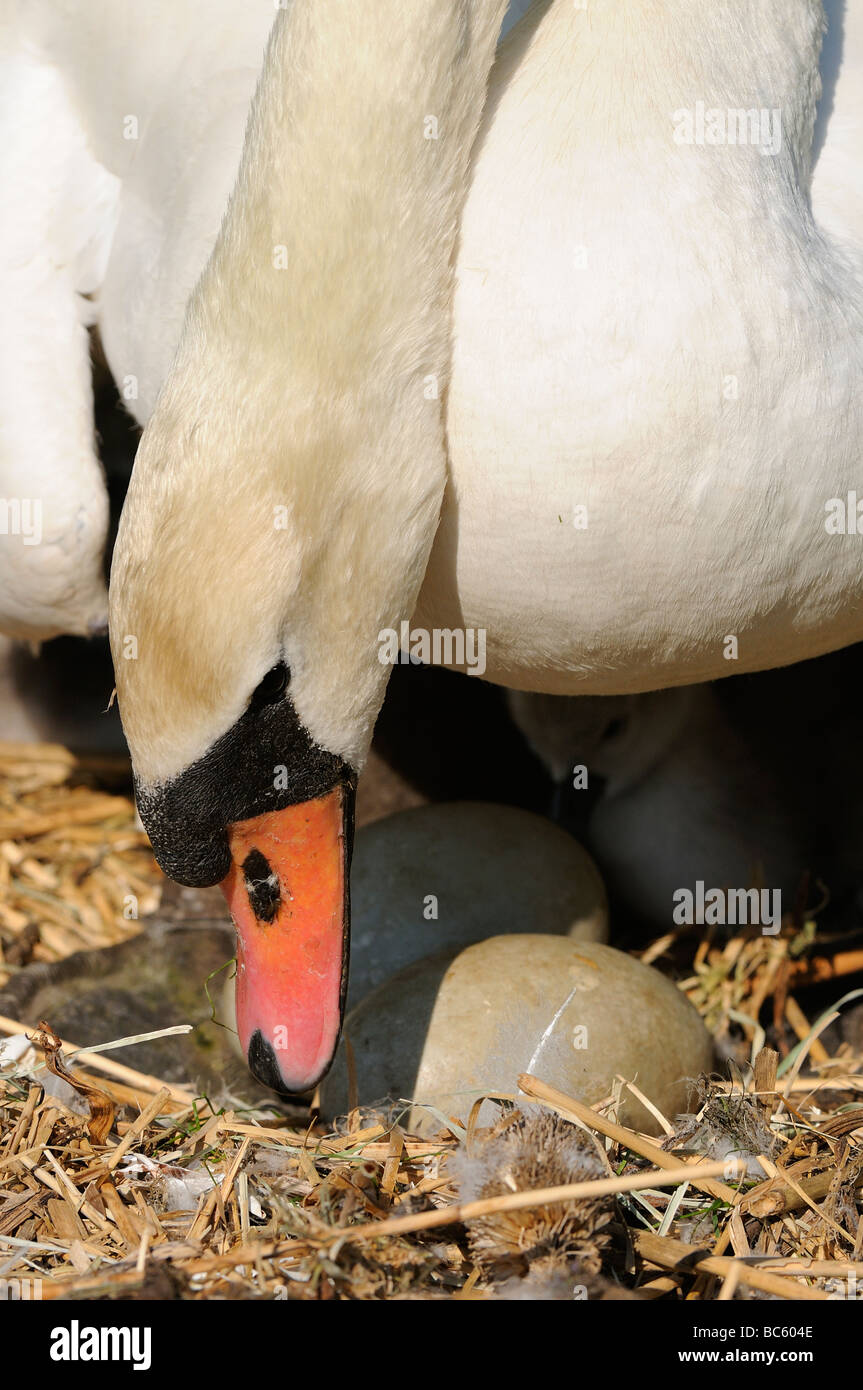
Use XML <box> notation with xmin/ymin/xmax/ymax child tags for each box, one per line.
<box><xmin>248</xmin><ymin>661</ymin><xmax>290</xmax><ymax>711</ymax></box>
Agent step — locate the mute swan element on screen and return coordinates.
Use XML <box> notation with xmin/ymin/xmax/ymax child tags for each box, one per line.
<box><xmin>96</xmin><ymin>0</ymin><xmax>863</xmax><ymax>1093</ymax></box>
<box><xmin>0</xmin><ymin>0</ymin><xmax>276</xmax><ymax>637</ymax></box>
<box><xmin>0</xmin><ymin>38</ymin><xmax>114</xmax><ymax>638</ymax></box>
<box><xmin>508</xmin><ymin>685</ymin><xmax>805</xmax><ymax>930</ymax></box>
<box><xmin>1</xmin><ymin>0</ymin><xmax>534</xmax><ymax>640</ymax></box>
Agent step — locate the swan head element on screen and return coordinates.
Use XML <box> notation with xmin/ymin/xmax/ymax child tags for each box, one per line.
<box><xmin>107</xmin><ymin>372</ymin><xmax>435</xmax><ymax>1096</ymax></box>
<box><xmin>508</xmin><ymin>687</ymin><xmax>696</xmax><ymax>796</ymax></box>
<box><xmin>105</xmin><ymin>0</ymin><xmax>500</xmax><ymax>1100</ymax></box>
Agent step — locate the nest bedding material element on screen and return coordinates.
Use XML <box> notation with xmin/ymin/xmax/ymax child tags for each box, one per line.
<box><xmin>0</xmin><ymin>742</ymin><xmax>862</xmax><ymax>1299</ymax></box>
<box><xmin>0</xmin><ymin>1040</ymin><xmax>860</xmax><ymax>1301</ymax></box>
<box><xmin>0</xmin><ymin>742</ymin><xmax>161</xmax><ymax>987</ymax></box>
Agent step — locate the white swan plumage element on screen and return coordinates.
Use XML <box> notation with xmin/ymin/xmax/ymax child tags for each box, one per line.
<box><xmin>508</xmin><ymin>684</ymin><xmax>805</xmax><ymax>928</ymax></box>
<box><xmin>4</xmin><ymin>0</ymin><xmax>863</xmax><ymax>1090</ymax></box>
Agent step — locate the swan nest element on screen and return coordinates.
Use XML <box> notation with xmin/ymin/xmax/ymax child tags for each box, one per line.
<box><xmin>0</xmin><ymin>744</ymin><xmax>861</xmax><ymax>1300</ymax></box>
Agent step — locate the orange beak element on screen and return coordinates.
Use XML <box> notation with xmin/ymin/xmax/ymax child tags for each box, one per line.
<box><xmin>219</xmin><ymin>785</ymin><xmax>351</xmax><ymax>1094</ymax></box>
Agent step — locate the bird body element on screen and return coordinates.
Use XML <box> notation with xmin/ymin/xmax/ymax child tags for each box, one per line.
<box><xmin>5</xmin><ymin>0</ymin><xmax>862</xmax><ymax>1091</ymax></box>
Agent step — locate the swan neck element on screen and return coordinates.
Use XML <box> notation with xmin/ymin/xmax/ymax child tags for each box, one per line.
<box><xmin>191</xmin><ymin>0</ymin><xmax>511</xmax><ymax>402</ymax></box>
<box><xmin>111</xmin><ymin>1</ymin><xmax>512</xmax><ymax>783</ymax></box>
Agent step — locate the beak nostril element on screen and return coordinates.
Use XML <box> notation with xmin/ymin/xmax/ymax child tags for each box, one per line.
<box><xmin>242</xmin><ymin>848</ymin><xmax>281</xmax><ymax>922</ymax></box>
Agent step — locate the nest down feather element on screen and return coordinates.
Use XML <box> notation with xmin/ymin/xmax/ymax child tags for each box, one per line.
<box><xmin>451</xmin><ymin>1107</ymin><xmax>615</xmax><ymax>1284</ymax></box>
